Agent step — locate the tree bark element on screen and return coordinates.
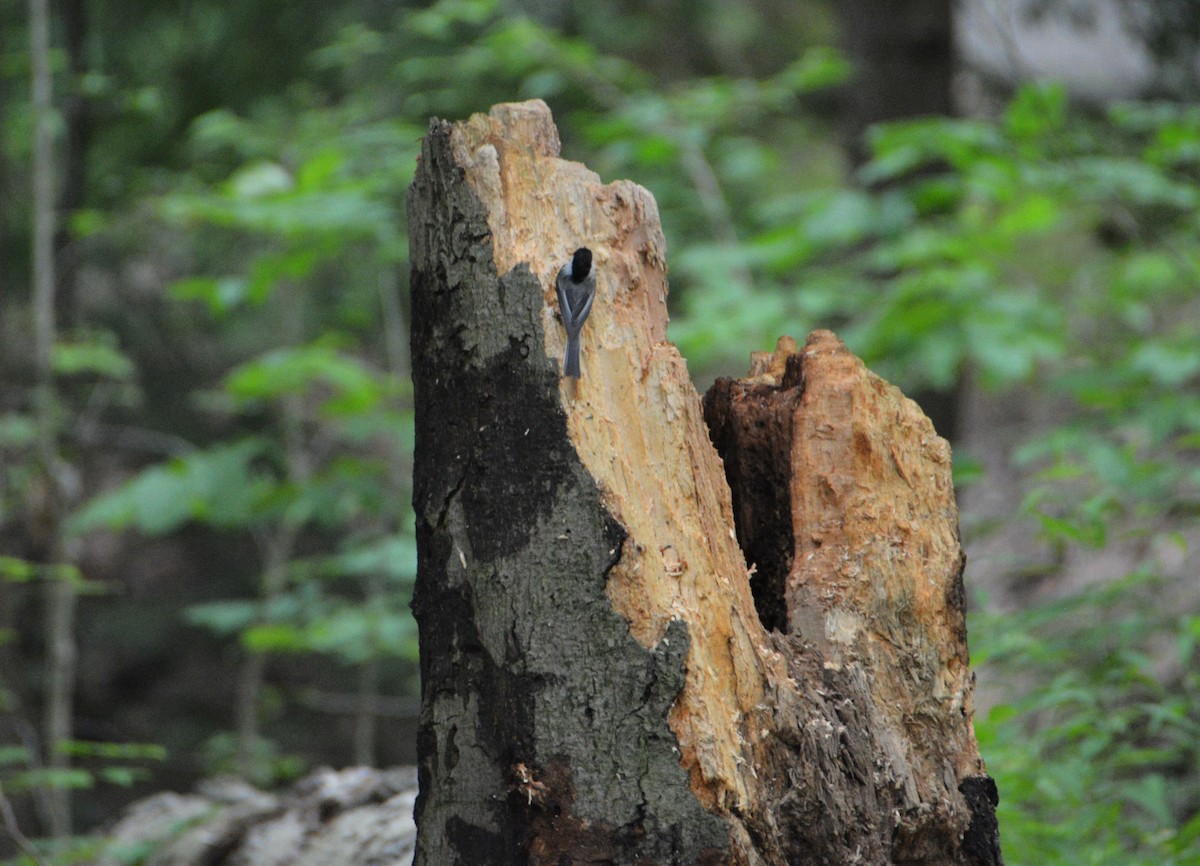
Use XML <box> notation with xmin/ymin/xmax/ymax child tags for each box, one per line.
<box><xmin>408</xmin><ymin>100</ymin><xmax>1001</xmax><ymax>865</ymax></box>
<box><xmin>835</xmin><ymin>0</ymin><xmax>955</xmax><ymax>165</ymax></box>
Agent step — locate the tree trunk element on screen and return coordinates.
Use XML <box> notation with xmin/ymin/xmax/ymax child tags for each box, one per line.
<box><xmin>55</xmin><ymin>0</ymin><xmax>89</xmax><ymax>329</ymax></box>
<box><xmin>835</xmin><ymin>0</ymin><xmax>956</xmax><ymax>165</ymax></box>
<box><xmin>408</xmin><ymin>100</ymin><xmax>1002</xmax><ymax>865</ymax></box>
<box><xmin>30</xmin><ymin>0</ymin><xmax>78</xmax><ymax>840</ymax></box>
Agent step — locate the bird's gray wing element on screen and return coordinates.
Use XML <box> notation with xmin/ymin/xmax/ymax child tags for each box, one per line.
<box><xmin>568</xmin><ymin>280</ymin><xmax>595</xmax><ymax>331</ymax></box>
<box><xmin>556</xmin><ymin>273</ymin><xmax>574</xmax><ymax>324</ymax></box>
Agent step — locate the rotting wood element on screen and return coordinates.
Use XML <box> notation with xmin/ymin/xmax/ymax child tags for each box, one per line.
<box><xmin>409</xmin><ymin>99</ymin><xmax>1002</xmax><ymax>865</ymax></box>
<box><xmin>706</xmin><ymin>333</ymin><xmax>1001</xmax><ymax>864</ymax></box>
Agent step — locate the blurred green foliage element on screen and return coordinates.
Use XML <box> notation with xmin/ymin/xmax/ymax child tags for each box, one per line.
<box><xmin>1</xmin><ymin>0</ymin><xmax>1198</xmax><ymax>861</ymax></box>
<box><xmin>0</xmin><ymin>734</ymin><xmax>164</xmax><ymax>810</ymax></box>
<box><xmin>972</xmin><ymin>574</ymin><xmax>1200</xmax><ymax>864</ymax></box>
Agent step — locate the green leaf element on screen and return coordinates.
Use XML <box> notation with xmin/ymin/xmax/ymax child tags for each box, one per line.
<box><xmin>170</xmin><ymin>276</ymin><xmax>251</xmax><ymax>314</ymax></box>
<box><xmin>772</xmin><ymin>46</ymin><xmax>851</xmax><ymax>92</ymax></box>
<box><xmin>1125</xmin><ymin>774</ymin><xmax>1173</xmax><ymax>828</ymax></box>
<box><xmin>0</xmin><ymin>556</ymin><xmax>38</xmax><ymax>582</ymax></box>
<box><xmin>0</xmin><ymin>745</ymin><xmax>32</xmax><ymax>766</ymax></box>
<box><xmin>299</xmin><ymin>603</ymin><xmax>417</xmax><ymax>663</ymax></box>
<box><xmin>224</xmin><ymin>343</ymin><xmax>388</xmax><ymax>416</ymax></box>
<box><xmin>98</xmin><ymin>766</ymin><xmax>149</xmax><ymax>786</ymax></box>
<box><xmin>185</xmin><ymin>600</ymin><xmax>260</xmax><ymax>637</ymax></box>
<box><xmin>1032</xmin><ymin>508</ymin><xmax>1107</xmax><ymax>547</ymax></box>
<box><xmin>861</xmin><ymin>118</ymin><xmax>1002</xmax><ymax>184</ymax></box>
<box><xmin>9</xmin><ymin>767</ymin><xmax>95</xmax><ymax>791</ymax></box>
<box><xmin>242</xmin><ymin>623</ymin><xmax>307</xmax><ymax>652</ymax></box>
<box><xmin>1075</xmin><ymin>156</ymin><xmax>1195</xmax><ymax>209</ymax></box>
<box><xmin>951</xmin><ymin>454</ymin><xmax>984</xmax><ymax>487</ymax></box>
<box><xmin>68</xmin><ymin>440</ymin><xmax>275</xmax><ymax>536</ymax></box>
<box><xmin>296</xmin><ymin>149</ymin><xmax>344</xmax><ymax>191</ymax></box>
<box><xmin>322</xmin><ymin>534</ymin><xmax>418</xmax><ymax>581</ymax></box>
<box><xmin>1004</xmin><ymin>81</ymin><xmax>1068</xmax><ymax>142</ymax></box>
<box><xmin>1128</xmin><ymin>341</ymin><xmax>1200</xmax><ymax>386</ymax></box>
<box><xmin>995</xmin><ymin>193</ymin><xmax>1060</xmax><ymax>236</ymax></box>
<box><xmin>57</xmin><ymin>740</ymin><xmax>166</xmax><ymax>761</ymax></box>
<box><xmin>68</xmin><ymin>208</ymin><xmax>109</xmax><ymax>237</ymax></box>
<box><xmin>53</xmin><ymin>339</ymin><xmax>135</xmax><ymax>380</ymax></box>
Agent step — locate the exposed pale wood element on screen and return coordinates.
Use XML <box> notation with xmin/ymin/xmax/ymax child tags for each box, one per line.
<box><xmin>450</xmin><ymin>100</ymin><xmax>774</xmax><ymax>815</ymax></box>
<box><xmin>786</xmin><ymin>330</ymin><xmax>981</xmax><ymax>786</ymax></box>
<box><xmin>707</xmin><ymin>333</ymin><xmax>998</xmax><ymax>863</ymax></box>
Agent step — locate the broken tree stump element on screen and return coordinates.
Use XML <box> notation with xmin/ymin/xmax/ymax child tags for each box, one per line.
<box><xmin>408</xmin><ymin>99</ymin><xmax>1002</xmax><ymax>865</ymax></box>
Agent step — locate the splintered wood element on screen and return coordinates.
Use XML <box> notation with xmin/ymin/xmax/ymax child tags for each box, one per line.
<box><xmin>449</xmin><ymin>99</ymin><xmax>766</xmax><ymax>814</ymax></box>
<box><xmin>708</xmin><ymin>331</ymin><xmax>984</xmax><ymax>791</ymax></box>
<box><xmin>786</xmin><ymin>331</ymin><xmax>981</xmax><ymax>785</ymax></box>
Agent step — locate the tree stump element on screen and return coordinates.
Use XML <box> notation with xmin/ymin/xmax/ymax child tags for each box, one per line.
<box><xmin>408</xmin><ymin>99</ymin><xmax>1002</xmax><ymax>865</ymax></box>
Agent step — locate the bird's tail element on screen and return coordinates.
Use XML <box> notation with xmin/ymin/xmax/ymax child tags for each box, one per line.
<box><xmin>563</xmin><ymin>335</ymin><xmax>582</xmax><ymax>378</ymax></box>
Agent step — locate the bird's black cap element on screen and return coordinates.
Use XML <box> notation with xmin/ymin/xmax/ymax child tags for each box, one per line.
<box><xmin>570</xmin><ymin>247</ymin><xmax>592</xmax><ymax>282</ymax></box>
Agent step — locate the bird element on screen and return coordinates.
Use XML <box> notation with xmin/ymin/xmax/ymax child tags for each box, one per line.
<box><xmin>555</xmin><ymin>247</ymin><xmax>596</xmax><ymax>378</ymax></box>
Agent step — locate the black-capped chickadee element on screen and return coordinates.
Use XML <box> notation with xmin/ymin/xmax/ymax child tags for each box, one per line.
<box><xmin>555</xmin><ymin>247</ymin><xmax>596</xmax><ymax>378</ymax></box>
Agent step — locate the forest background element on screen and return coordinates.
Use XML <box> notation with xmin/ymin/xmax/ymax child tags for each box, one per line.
<box><xmin>2</xmin><ymin>1</ymin><xmax>1199</xmax><ymax>864</ymax></box>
